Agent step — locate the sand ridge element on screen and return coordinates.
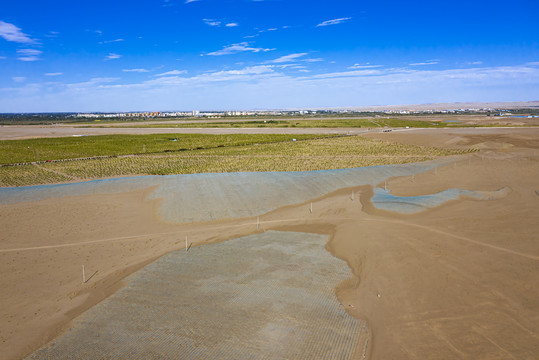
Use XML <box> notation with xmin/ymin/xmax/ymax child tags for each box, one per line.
<box><xmin>1</xmin><ymin>128</ymin><xmax>538</xmax><ymax>359</ymax></box>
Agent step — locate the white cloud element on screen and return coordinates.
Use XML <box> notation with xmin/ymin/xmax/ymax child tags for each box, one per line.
<box><xmin>316</xmin><ymin>17</ymin><xmax>352</xmax><ymax>27</ymax></box>
<box><xmin>274</xmin><ymin>64</ymin><xmax>301</xmax><ymax>69</ymax></box>
<box><xmin>305</xmin><ymin>69</ymin><xmax>386</xmax><ymax>80</ymax></box>
<box><xmin>203</xmin><ymin>19</ymin><xmax>221</xmax><ymax>26</ymax></box>
<box><xmin>122</xmin><ymin>68</ymin><xmax>150</xmax><ymax>73</ymax></box>
<box><xmin>12</xmin><ymin>77</ymin><xmax>26</xmax><ymax>83</ymax></box>
<box><xmin>205</xmin><ymin>42</ymin><xmax>274</xmax><ymax>56</ymax></box>
<box><xmin>4</xmin><ymin>63</ymin><xmax>539</xmax><ymax>113</ymax></box>
<box><xmin>17</xmin><ymin>48</ymin><xmax>42</xmax><ymax>61</ymax></box>
<box><xmin>466</xmin><ymin>61</ymin><xmax>483</xmax><ymax>65</ymax></box>
<box><xmin>348</xmin><ymin>63</ymin><xmax>383</xmax><ymax>69</ymax></box>
<box><xmin>99</xmin><ymin>38</ymin><xmax>124</xmax><ymax>44</ymax></box>
<box><xmin>0</xmin><ymin>56</ymin><xmax>6</xmax><ymax>59</ymax></box>
<box><xmin>64</xmin><ymin>77</ymin><xmax>119</xmax><ymax>90</ymax></box>
<box><xmin>185</xmin><ymin>0</ymin><xmax>199</xmax><ymax>3</ymax></box>
<box><xmin>410</xmin><ymin>61</ymin><xmax>439</xmax><ymax>66</ymax></box>
<box><xmin>269</xmin><ymin>53</ymin><xmax>308</xmax><ymax>63</ymax></box>
<box><xmin>155</xmin><ymin>70</ymin><xmax>187</xmax><ymax>76</ymax></box>
<box><xmin>203</xmin><ymin>20</ymin><xmax>238</xmax><ymax>27</ymax></box>
<box><xmin>208</xmin><ymin>65</ymin><xmax>274</xmax><ymax>77</ymax></box>
<box><xmin>105</xmin><ymin>53</ymin><xmax>121</xmax><ymax>60</ymax></box>
<box><xmin>0</xmin><ymin>21</ymin><xmax>35</xmax><ymax>43</ymax></box>
<box><xmin>44</xmin><ymin>72</ymin><xmax>63</xmax><ymax>76</ymax></box>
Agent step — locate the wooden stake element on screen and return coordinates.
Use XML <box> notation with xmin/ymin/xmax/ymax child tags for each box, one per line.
<box><xmin>351</xmin><ymin>191</ymin><xmax>354</xmax><ymax>200</ymax></box>
<box><xmin>185</xmin><ymin>236</ymin><xmax>188</xmax><ymax>252</ymax></box>
<box><xmin>310</xmin><ymin>202</ymin><xmax>313</xmax><ymax>213</ymax></box>
<box><xmin>82</xmin><ymin>265</ymin><xmax>85</xmax><ymax>283</ymax></box>
<box><xmin>257</xmin><ymin>216</ymin><xmax>260</xmax><ymax>230</ymax></box>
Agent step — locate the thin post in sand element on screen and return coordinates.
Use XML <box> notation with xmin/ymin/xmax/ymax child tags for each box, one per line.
<box><xmin>351</xmin><ymin>191</ymin><xmax>354</xmax><ymax>200</ymax></box>
<box><xmin>310</xmin><ymin>202</ymin><xmax>313</xmax><ymax>213</ymax></box>
<box><xmin>257</xmin><ymin>216</ymin><xmax>260</xmax><ymax>230</ymax></box>
<box><xmin>384</xmin><ymin>180</ymin><xmax>387</xmax><ymax>190</ymax></box>
<box><xmin>185</xmin><ymin>236</ymin><xmax>188</xmax><ymax>252</ymax></box>
<box><xmin>82</xmin><ymin>265</ymin><xmax>85</xmax><ymax>283</ymax></box>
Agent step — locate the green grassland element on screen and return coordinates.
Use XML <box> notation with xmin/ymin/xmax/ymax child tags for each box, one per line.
<box><xmin>0</xmin><ymin>134</ymin><xmax>472</xmax><ymax>187</ymax></box>
<box><xmin>0</xmin><ymin>133</ymin><xmax>324</xmax><ymax>165</ymax></box>
<box><xmin>97</xmin><ymin>117</ymin><xmax>446</xmax><ymax>129</ymax></box>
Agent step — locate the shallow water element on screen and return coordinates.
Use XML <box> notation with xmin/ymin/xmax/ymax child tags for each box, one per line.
<box><xmin>27</xmin><ymin>231</ymin><xmax>368</xmax><ymax>360</ymax></box>
<box><xmin>371</xmin><ymin>187</ymin><xmax>488</xmax><ymax>214</ymax></box>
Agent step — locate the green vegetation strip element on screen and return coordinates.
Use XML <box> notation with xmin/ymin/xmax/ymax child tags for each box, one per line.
<box><xmin>96</xmin><ymin>118</ymin><xmax>445</xmax><ymax>129</ymax></box>
<box><xmin>0</xmin><ymin>133</ymin><xmax>326</xmax><ymax>165</ymax></box>
<box><xmin>0</xmin><ymin>135</ymin><xmax>472</xmax><ymax>187</ymax></box>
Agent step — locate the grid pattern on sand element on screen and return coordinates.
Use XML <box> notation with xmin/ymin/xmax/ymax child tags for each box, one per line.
<box><xmin>28</xmin><ymin>231</ymin><xmax>366</xmax><ymax>359</ymax></box>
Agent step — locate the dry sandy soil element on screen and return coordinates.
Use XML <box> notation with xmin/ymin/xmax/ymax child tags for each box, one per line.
<box><xmin>1</xmin><ymin>127</ymin><xmax>538</xmax><ymax>359</ymax></box>
<box><xmin>0</xmin><ymin>125</ymin><xmax>367</xmax><ymax>140</ymax></box>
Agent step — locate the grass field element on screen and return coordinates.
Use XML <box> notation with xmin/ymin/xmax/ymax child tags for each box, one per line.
<box><xmin>0</xmin><ymin>135</ymin><xmax>471</xmax><ymax>187</ymax></box>
<box><xmin>92</xmin><ymin>117</ymin><xmax>447</xmax><ymax>129</ymax></box>
<box><xmin>86</xmin><ymin>116</ymin><xmax>536</xmax><ymax>129</ymax></box>
<box><xmin>0</xmin><ymin>133</ymin><xmax>325</xmax><ymax>165</ymax></box>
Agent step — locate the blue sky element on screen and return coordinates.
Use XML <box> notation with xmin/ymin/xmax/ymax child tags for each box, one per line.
<box><xmin>1</xmin><ymin>0</ymin><xmax>538</xmax><ymax>112</ymax></box>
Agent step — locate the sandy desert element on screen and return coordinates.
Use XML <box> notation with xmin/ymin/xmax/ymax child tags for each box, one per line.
<box><xmin>1</xmin><ymin>126</ymin><xmax>538</xmax><ymax>359</ymax></box>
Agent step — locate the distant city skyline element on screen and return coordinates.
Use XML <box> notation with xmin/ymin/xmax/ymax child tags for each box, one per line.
<box><xmin>1</xmin><ymin>0</ymin><xmax>538</xmax><ymax>112</ymax></box>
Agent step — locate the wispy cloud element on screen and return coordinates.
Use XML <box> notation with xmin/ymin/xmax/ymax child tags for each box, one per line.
<box><xmin>316</xmin><ymin>17</ymin><xmax>352</xmax><ymax>27</ymax></box>
<box><xmin>0</xmin><ymin>21</ymin><xmax>35</xmax><ymax>43</ymax></box>
<box><xmin>44</xmin><ymin>72</ymin><xmax>63</xmax><ymax>76</ymax></box>
<box><xmin>45</xmin><ymin>31</ymin><xmax>59</xmax><ymax>38</ymax></box>
<box><xmin>409</xmin><ymin>60</ymin><xmax>439</xmax><ymax>66</ymax></box>
<box><xmin>155</xmin><ymin>70</ymin><xmax>187</xmax><ymax>76</ymax></box>
<box><xmin>105</xmin><ymin>53</ymin><xmax>121</xmax><ymax>60</ymax></box>
<box><xmin>203</xmin><ymin>19</ymin><xmax>239</xmax><ymax>27</ymax></box>
<box><xmin>269</xmin><ymin>53</ymin><xmax>308</xmax><ymax>63</ymax></box>
<box><xmin>99</xmin><ymin>38</ymin><xmax>124</xmax><ymax>44</ymax></box>
<box><xmin>0</xmin><ymin>56</ymin><xmax>6</xmax><ymax>60</ymax></box>
<box><xmin>146</xmin><ymin>65</ymin><xmax>276</xmax><ymax>85</ymax></box>
<box><xmin>12</xmin><ymin>77</ymin><xmax>26</xmax><ymax>83</ymax></box>
<box><xmin>348</xmin><ymin>63</ymin><xmax>383</xmax><ymax>69</ymax></box>
<box><xmin>203</xmin><ymin>19</ymin><xmax>221</xmax><ymax>27</ymax></box>
<box><xmin>205</xmin><ymin>42</ymin><xmax>274</xmax><ymax>56</ymax></box>
<box><xmin>185</xmin><ymin>0</ymin><xmax>199</xmax><ymax>3</ymax></box>
<box><xmin>4</xmin><ymin>63</ymin><xmax>538</xmax><ymax>112</ymax></box>
<box><xmin>122</xmin><ymin>68</ymin><xmax>150</xmax><ymax>73</ymax></box>
<box><xmin>208</xmin><ymin>65</ymin><xmax>274</xmax><ymax>76</ymax></box>
<box><xmin>17</xmin><ymin>48</ymin><xmax>42</xmax><ymax>61</ymax></box>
